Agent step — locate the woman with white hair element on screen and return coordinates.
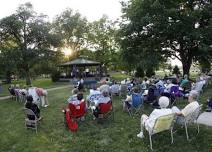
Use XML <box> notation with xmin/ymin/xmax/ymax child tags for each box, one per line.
<box><xmin>137</xmin><ymin>96</ymin><xmax>173</xmax><ymax>138</ymax></box>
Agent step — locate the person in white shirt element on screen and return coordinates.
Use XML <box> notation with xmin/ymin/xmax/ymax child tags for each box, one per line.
<box><xmin>67</xmin><ymin>88</ymin><xmax>78</xmax><ymax>103</ymax></box>
<box><xmin>110</xmin><ymin>81</ymin><xmax>120</xmax><ymax>95</ymax></box>
<box><xmin>99</xmin><ymin>81</ymin><xmax>110</xmax><ymax>93</ymax></box>
<box><xmin>137</xmin><ymin>96</ymin><xmax>173</xmax><ymax>138</ymax></box>
<box><xmin>92</xmin><ymin>91</ymin><xmax>111</xmax><ymax>118</ymax></box>
<box><xmin>86</xmin><ymin>86</ymin><xmax>102</xmax><ymax>104</ymax></box>
<box><xmin>165</xmin><ymin>79</ymin><xmax>179</xmax><ymax>93</ymax></box>
<box><xmin>172</xmin><ymin>90</ymin><xmax>199</xmax><ymax>124</ymax></box>
<box><xmin>191</xmin><ymin>79</ymin><xmax>204</xmax><ymax>93</ymax></box>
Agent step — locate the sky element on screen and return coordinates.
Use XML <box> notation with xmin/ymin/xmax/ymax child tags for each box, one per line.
<box><xmin>0</xmin><ymin>0</ymin><xmax>124</xmax><ymax>21</ymax></box>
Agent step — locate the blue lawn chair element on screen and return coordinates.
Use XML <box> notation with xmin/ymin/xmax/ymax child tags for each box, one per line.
<box><xmin>127</xmin><ymin>93</ymin><xmax>143</xmax><ymax>117</ymax></box>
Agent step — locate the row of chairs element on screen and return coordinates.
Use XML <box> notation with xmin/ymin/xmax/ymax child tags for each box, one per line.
<box><xmin>23</xmin><ymin>100</ymin><xmax>115</xmax><ymax>133</ymax></box>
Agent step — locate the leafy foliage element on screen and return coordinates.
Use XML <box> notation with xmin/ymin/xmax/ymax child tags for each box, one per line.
<box><xmin>0</xmin><ymin>3</ymin><xmax>62</xmax><ymax>84</ymax></box>
<box><xmin>119</xmin><ymin>0</ymin><xmax>212</xmax><ymax>75</ymax></box>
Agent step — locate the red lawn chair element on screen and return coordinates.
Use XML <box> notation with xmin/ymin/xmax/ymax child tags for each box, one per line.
<box><xmin>68</xmin><ymin>101</ymin><xmax>86</xmax><ymax>119</ymax></box>
<box><xmin>98</xmin><ymin>101</ymin><xmax>114</xmax><ymax>120</ymax></box>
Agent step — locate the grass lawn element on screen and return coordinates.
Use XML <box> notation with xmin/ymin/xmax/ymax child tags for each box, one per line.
<box><xmin>0</xmin><ymin>79</ymin><xmax>69</xmax><ymax>97</ymax></box>
<box><xmin>110</xmin><ymin>72</ymin><xmax>129</xmax><ymax>81</ymax></box>
<box><xmin>0</xmin><ymin>85</ymin><xmax>212</xmax><ymax>152</ymax></box>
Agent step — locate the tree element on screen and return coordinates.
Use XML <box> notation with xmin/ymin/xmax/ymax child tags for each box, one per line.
<box><xmin>53</xmin><ymin>9</ymin><xmax>89</xmax><ymax>55</ymax></box>
<box><xmin>88</xmin><ymin>15</ymin><xmax>119</xmax><ymax>69</ymax></box>
<box><xmin>0</xmin><ymin>3</ymin><xmax>61</xmax><ymax>85</ymax></box>
<box><xmin>119</xmin><ymin>0</ymin><xmax>212</xmax><ymax>76</ymax></box>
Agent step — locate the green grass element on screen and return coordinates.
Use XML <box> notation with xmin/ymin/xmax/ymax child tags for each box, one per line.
<box><xmin>110</xmin><ymin>72</ymin><xmax>129</xmax><ymax>81</ymax></box>
<box><xmin>0</xmin><ymin>85</ymin><xmax>212</xmax><ymax>152</ymax></box>
<box><xmin>0</xmin><ymin>79</ymin><xmax>69</xmax><ymax>97</ymax></box>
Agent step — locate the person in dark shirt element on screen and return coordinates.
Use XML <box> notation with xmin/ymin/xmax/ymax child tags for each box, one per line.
<box><xmin>25</xmin><ymin>95</ymin><xmax>40</xmax><ymax>120</ymax></box>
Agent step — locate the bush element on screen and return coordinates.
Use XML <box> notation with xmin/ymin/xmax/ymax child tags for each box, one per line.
<box><xmin>51</xmin><ymin>70</ymin><xmax>60</xmax><ymax>82</ymax></box>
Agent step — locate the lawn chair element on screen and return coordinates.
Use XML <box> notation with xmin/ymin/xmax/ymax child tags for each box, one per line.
<box><xmin>146</xmin><ymin>113</ymin><xmax>176</xmax><ymax>150</ymax></box>
<box><xmin>119</xmin><ymin>84</ymin><xmax>128</xmax><ymax>98</ymax></box>
<box><xmin>98</xmin><ymin>101</ymin><xmax>114</xmax><ymax>121</ymax></box>
<box><xmin>182</xmin><ymin>104</ymin><xmax>203</xmax><ymax>140</ymax></box>
<box><xmin>170</xmin><ymin>86</ymin><xmax>182</xmax><ymax>105</ymax></box>
<box><xmin>110</xmin><ymin>84</ymin><xmax>120</xmax><ymax>97</ymax></box>
<box><xmin>68</xmin><ymin>101</ymin><xmax>87</xmax><ymax>120</ymax></box>
<box><xmin>23</xmin><ymin>108</ymin><xmax>41</xmax><ymax>133</ymax></box>
<box><xmin>8</xmin><ymin>87</ymin><xmax>16</xmax><ymax>100</ymax></box>
<box><xmin>127</xmin><ymin>93</ymin><xmax>143</xmax><ymax>117</ymax></box>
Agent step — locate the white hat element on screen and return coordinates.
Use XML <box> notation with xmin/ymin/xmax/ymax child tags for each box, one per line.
<box><xmin>158</xmin><ymin>96</ymin><xmax>170</xmax><ymax>108</ymax></box>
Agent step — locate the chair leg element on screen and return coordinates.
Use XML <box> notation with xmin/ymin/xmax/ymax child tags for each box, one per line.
<box><xmin>185</xmin><ymin>123</ymin><xmax>189</xmax><ymax>140</ymax></box>
<box><xmin>149</xmin><ymin>133</ymin><xmax>153</xmax><ymax>150</ymax></box>
<box><xmin>197</xmin><ymin>123</ymin><xmax>200</xmax><ymax>134</ymax></box>
<box><xmin>171</xmin><ymin>128</ymin><xmax>174</xmax><ymax>144</ymax></box>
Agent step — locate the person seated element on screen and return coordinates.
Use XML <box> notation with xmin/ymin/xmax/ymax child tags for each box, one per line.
<box><xmin>180</xmin><ymin>74</ymin><xmax>191</xmax><ymax>92</ymax></box>
<box><xmin>25</xmin><ymin>95</ymin><xmax>41</xmax><ymax>120</ymax></box>
<box><xmin>191</xmin><ymin>78</ymin><xmax>205</xmax><ymax>94</ymax></box>
<box><xmin>28</xmin><ymin>86</ymin><xmax>40</xmax><ymax>106</ymax></box>
<box><xmin>165</xmin><ymin>79</ymin><xmax>179</xmax><ymax>93</ymax></box>
<box><xmin>137</xmin><ymin>96</ymin><xmax>173</xmax><ymax>138</ymax></box>
<box><xmin>86</xmin><ymin>86</ymin><xmax>101</xmax><ymax>104</ymax></box>
<box><xmin>77</xmin><ymin>78</ymin><xmax>84</xmax><ymax>92</ymax></box>
<box><xmin>124</xmin><ymin>87</ymin><xmax>141</xmax><ymax>109</ymax></box>
<box><xmin>67</xmin><ymin>88</ymin><xmax>79</xmax><ymax>103</ymax></box>
<box><xmin>99</xmin><ymin>81</ymin><xmax>110</xmax><ymax>93</ymax></box>
<box><xmin>143</xmin><ymin>82</ymin><xmax>157</xmax><ymax>104</ymax></box>
<box><xmin>206</xmin><ymin>97</ymin><xmax>212</xmax><ymax>112</ymax></box>
<box><xmin>172</xmin><ymin>90</ymin><xmax>199</xmax><ymax>124</ymax></box>
<box><xmin>68</xmin><ymin>92</ymin><xmax>85</xmax><ymax>106</ymax></box>
<box><xmin>110</xmin><ymin>81</ymin><xmax>120</xmax><ymax>95</ymax></box>
<box><xmin>92</xmin><ymin>91</ymin><xmax>111</xmax><ymax>118</ymax></box>
<box><xmin>8</xmin><ymin>84</ymin><xmax>16</xmax><ymax>96</ymax></box>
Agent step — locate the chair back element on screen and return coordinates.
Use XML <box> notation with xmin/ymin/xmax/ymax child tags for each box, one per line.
<box><xmin>110</xmin><ymin>84</ymin><xmax>120</xmax><ymax>94</ymax></box>
<box><xmin>153</xmin><ymin>113</ymin><xmax>175</xmax><ymax>134</ymax></box>
<box><xmin>185</xmin><ymin>104</ymin><xmax>202</xmax><ymax>124</ymax></box>
<box><xmin>23</xmin><ymin>108</ymin><xmax>38</xmax><ymax>120</ymax></box>
<box><xmin>68</xmin><ymin>101</ymin><xmax>86</xmax><ymax>118</ymax></box>
<box><xmin>170</xmin><ymin>86</ymin><xmax>181</xmax><ymax>97</ymax></box>
<box><xmin>132</xmin><ymin>93</ymin><xmax>142</xmax><ymax>108</ymax></box>
<box><xmin>8</xmin><ymin>88</ymin><xmax>16</xmax><ymax>96</ymax></box>
<box><xmin>99</xmin><ymin>101</ymin><xmax>112</xmax><ymax>114</ymax></box>
<box><xmin>87</xmin><ymin>93</ymin><xmax>103</xmax><ymax>103</ymax></box>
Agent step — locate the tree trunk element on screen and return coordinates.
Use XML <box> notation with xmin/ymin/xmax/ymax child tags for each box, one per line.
<box><xmin>6</xmin><ymin>71</ymin><xmax>11</xmax><ymax>84</ymax></box>
<box><xmin>181</xmin><ymin>56</ymin><xmax>192</xmax><ymax>77</ymax></box>
<box><xmin>25</xmin><ymin>68</ymin><xmax>32</xmax><ymax>86</ymax></box>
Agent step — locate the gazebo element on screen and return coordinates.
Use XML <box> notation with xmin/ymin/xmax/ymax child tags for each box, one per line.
<box><xmin>59</xmin><ymin>57</ymin><xmax>103</xmax><ymax>82</ymax></box>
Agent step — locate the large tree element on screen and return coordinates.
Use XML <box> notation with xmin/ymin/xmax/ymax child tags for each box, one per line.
<box><xmin>88</xmin><ymin>15</ymin><xmax>119</xmax><ymax>69</ymax></box>
<box><xmin>119</xmin><ymin>0</ymin><xmax>212</xmax><ymax>76</ymax></box>
<box><xmin>0</xmin><ymin>3</ymin><xmax>61</xmax><ymax>85</ymax></box>
<box><xmin>53</xmin><ymin>9</ymin><xmax>89</xmax><ymax>56</ymax></box>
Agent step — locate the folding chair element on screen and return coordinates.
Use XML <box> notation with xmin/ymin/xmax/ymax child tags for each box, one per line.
<box><xmin>23</xmin><ymin>108</ymin><xmax>41</xmax><ymax>133</ymax></box>
<box><xmin>181</xmin><ymin>104</ymin><xmax>203</xmax><ymax>140</ymax></box>
<box><xmin>98</xmin><ymin>101</ymin><xmax>114</xmax><ymax>121</ymax></box>
<box><xmin>146</xmin><ymin>113</ymin><xmax>176</xmax><ymax>150</ymax></box>
<box><xmin>127</xmin><ymin>93</ymin><xmax>143</xmax><ymax>117</ymax></box>
<box><xmin>170</xmin><ymin>86</ymin><xmax>182</xmax><ymax>105</ymax></box>
<box><xmin>8</xmin><ymin>87</ymin><xmax>16</xmax><ymax>100</ymax></box>
<box><xmin>68</xmin><ymin>102</ymin><xmax>87</xmax><ymax>120</ymax></box>
<box><xmin>119</xmin><ymin>84</ymin><xmax>128</xmax><ymax>98</ymax></box>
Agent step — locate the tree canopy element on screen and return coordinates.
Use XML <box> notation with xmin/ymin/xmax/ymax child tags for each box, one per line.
<box><xmin>0</xmin><ymin>3</ymin><xmax>62</xmax><ymax>84</ymax></box>
<box><xmin>119</xmin><ymin>0</ymin><xmax>212</xmax><ymax>76</ymax></box>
